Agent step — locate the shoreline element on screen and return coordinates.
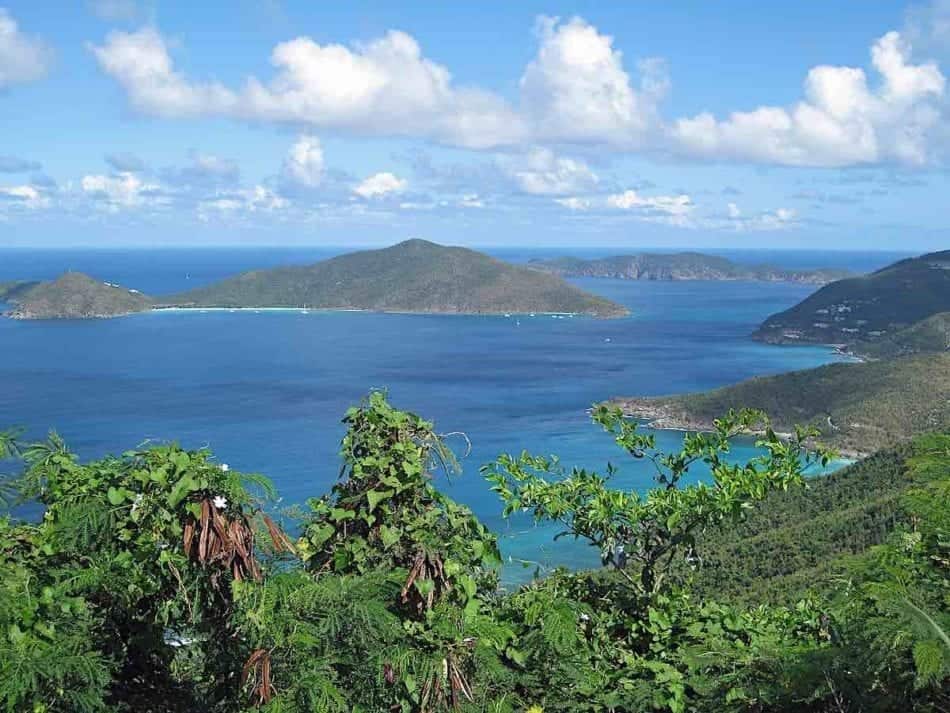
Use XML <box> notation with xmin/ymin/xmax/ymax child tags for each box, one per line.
<box><xmin>609</xmin><ymin>397</ymin><xmax>866</xmax><ymax>461</ymax></box>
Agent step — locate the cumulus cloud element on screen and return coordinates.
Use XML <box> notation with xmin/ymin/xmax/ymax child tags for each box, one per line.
<box><xmin>353</xmin><ymin>172</ymin><xmax>407</xmax><ymax>199</ymax></box>
<box><xmin>0</xmin><ymin>184</ymin><xmax>49</xmax><ymax>209</ymax></box>
<box><xmin>0</xmin><ymin>9</ymin><xmax>54</xmax><ymax>89</ymax></box>
<box><xmin>90</xmin><ymin>27</ymin><xmax>524</xmax><ymax>148</ymax></box>
<box><xmin>605</xmin><ymin>189</ymin><xmax>693</xmax><ymax>217</ymax></box>
<box><xmin>81</xmin><ymin>171</ymin><xmax>165</xmax><ymax>211</ymax></box>
<box><xmin>671</xmin><ymin>31</ymin><xmax>946</xmax><ymax>166</ymax></box>
<box><xmin>281</xmin><ymin>135</ymin><xmax>324</xmax><ymax>188</ymax></box>
<box><xmin>198</xmin><ymin>185</ymin><xmax>288</xmax><ymax>219</ymax></box>
<box><xmin>520</xmin><ymin>16</ymin><xmax>666</xmax><ymax>145</ymax></box>
<box><xmin>502</xmin><ymin>147</ymin><xmax>599</xmax><ymax>195</ymax></box>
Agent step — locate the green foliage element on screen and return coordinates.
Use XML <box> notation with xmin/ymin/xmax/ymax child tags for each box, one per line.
<box><xmin>485</xmin><ymin>405</ymin><xmax>829</xmax><ymax>597</ymax></box>
<box><xmin>0</xmin><ymin>393</ymin><xmax>946</xmax><ymax>712</ymax></box>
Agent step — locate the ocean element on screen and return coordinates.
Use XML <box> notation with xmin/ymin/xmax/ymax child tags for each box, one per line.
<box><xmin>0</xmin><ymin>247</ymin><xmax>908</xmax><ymax>583</ymax></box>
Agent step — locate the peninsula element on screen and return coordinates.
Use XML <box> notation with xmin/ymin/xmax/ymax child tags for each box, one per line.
<box><xmin>753</xmin><ymin>250</ymin><xmax>950</xmax><ymax>353</ymax></box>
<box><xmin>529</xmin><ymin>252</ymin><xmax>851</xmax><ymax>284</ymax></box>
<box><xmin>164</xmin><ymin>239</ymin><xmax>627</xmax><ymax>317</ymax></box>
<box><xmin>609</xmin><ymin>353</ymin><xmax>950</xmax><ymax>458</ymax></box>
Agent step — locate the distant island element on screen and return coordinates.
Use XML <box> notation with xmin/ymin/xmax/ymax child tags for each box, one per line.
<box><xmin>5</xmin><ymin>272</ymin><xmax>153</xmax><ymax>320</ymax></box>
<box><xmin>529</xmin><ymin>252</ymin><xmax>851</xmax><ymax>284</ymax></box>
<box><xmin>3</xmin><ymin>240</ymin><xmax>628</xmax><ymax>320</ymax></box>
<box><xmin>753</xmin><ymin>250</ymin><xmax>950</xmax><ymax>355</ymax></box>
<box><xmin>163</xmin><ymin>239</ymin><xmax>627</xmax><ymax>317</ymax></box>
<box><xmin>609</xmin><ymin>353</ymin><xmax>950</xmax><ymax>458</ymax></box>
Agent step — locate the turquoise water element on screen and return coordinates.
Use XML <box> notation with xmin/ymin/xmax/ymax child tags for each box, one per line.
<box><xmin>0</xmin><ymin>249</ymin><xmax>880</xmax><ymax>583</ymax></box>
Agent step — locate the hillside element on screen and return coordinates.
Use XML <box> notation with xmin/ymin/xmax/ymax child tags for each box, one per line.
<box><xmin>529</xmin><ymin>252</ymin><xmax>850</xmax><ymax>284</ymax></box>
<box><xmin>684</xmin><ymin>432</ymin><xmax>949</xmax><ymax>604</ymax></box>
<box><xmin>7</xmin><ymin>272</ymin><xmax>153</xmax><ymax>319</ymax></box>
<box><xmin>166</xmin><ymin>239</ymin><xmax>628</xmax><ymax>317</ymax></box>
<box><xmin>611</xmin><ymin>353</ymin><xmax>950</xmax><ymax>457</ymax></box>
<box><xmin>857</xmin><ymin>311</ymin><xmax>950</xmax><ymax>359</ymax></box>
<box><xmin>753</xmin><ymin>249</ymin><xmax>950</xmax><ymax>348</ymax></box>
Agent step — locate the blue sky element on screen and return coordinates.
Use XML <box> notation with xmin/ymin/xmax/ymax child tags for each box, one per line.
<box><xmin>1</xmin><ymin>0</ymin><xmax>949</xmax><ymax>250</ymax></box>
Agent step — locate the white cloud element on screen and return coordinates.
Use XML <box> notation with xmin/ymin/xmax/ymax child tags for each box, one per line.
<box><xmin>81</xmin><ymin>171</ymin><xmax>164</xmax><ymax>211</ymax></box>
<box><xmin>89</xmin><ymin>28</ymin><xmax>237</xmax><ymax>118</ymax></box>
<box><xmin>282</xmin><ymin>135</ymin><xmax>324</xmax><ymax>188</ymax></box>
<box><xmin>79</xmin><ymin>15</ymin><xmax>950</xmax><ymax>167</ymax></box>
<box><xmin>671</xmin><ymin>31</ymin><xmax>945</xmax><ymax>166</ymax></box>
<box><xmin>502</xmin><ymin>147</ymin><xmax>599</xmax><ymax>195</ymax></box>
<box><xmin>198</xmin><ymin>185</ymin><xmax>288</xmax><ymax>219</ymax></box>
<box><xmin>555</xmin><ymin>196</ymin><xmax>592</xmax><ymax>211</ymax></box>
<box><xmin>727</xmin><ymin>202</ymin><xmax>741</xmax><ymax>218</ymax></box>
<box><xmin>606</xmin><ymin>189</ymin><xmax>693</xmax><ymax>217</ymax></box>
<box><xmin>0</xmin><ymin>184</ymin><xmax>49</xmax><ymax>209</ymax></box>
<box><xmin>353</xmin><ymin>172</ymin><xmax>407</xmax><ymax>199</ymax></box>
<box><xmin>90</xmin><ymin>27</ymin><xmax>524</xmax><ymax>149</ymax></box>
<box><xmin>0</xmin><ymin>9</ymin><xmax>54</xmax><ymax>89</ymax></box>
<box><xmin>458</xmin><ymin>193</ymin><xmax>484</xmax><ymax>208</ymax></box>
<box><xmin>520</xmin><ymin>16</ymin><xmax>665</xmax><ymax>145</ymax></box>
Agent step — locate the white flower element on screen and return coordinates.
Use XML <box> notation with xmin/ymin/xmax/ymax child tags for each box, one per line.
<box><xmin>219</xmin><ymin>463</ymin><xmax>230</xmax><ymax>472</ymax></box>
<box><xmin>212</xmin><ymin>495</ymin><xmax>228</xmax><ymax>510</ymax></box>
<box><xmin>579</xmin><ymin>613</ymin><xmax>591</xmax><ymax>622</ymax></box>
<box><xmin>131</xmin><ymin>493</ymin><xmax>144</xmax><ymax>514</ymax></box>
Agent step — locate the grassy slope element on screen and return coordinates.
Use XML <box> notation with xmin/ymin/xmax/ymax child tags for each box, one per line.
<box><xmin>612</xmin><ymin>353</ymin><xmax>950</xmax><ymax>456</ymax></box>
<box><xmin>753</xmin><ymin>250</ymin><xmax>950</xmax><ymax>346</ymax></box>
<box><xmin>166</xmin><ymin>239</ymin><xmax>627</xmax><ymax>317</ymax></box>
<box><xmin>530</xmin><ymin>252</ymin><xmax>850</xmax><ymax>283</ymax></box>
<box><xmin>10</xmin><ymin>272</ymin><xmax>153</xmax><ymax>319</ymax></box>
<box><xmin>685</xmin><ymin>432</ymin><xmax>950</xmax><ymax>604</ymax></box>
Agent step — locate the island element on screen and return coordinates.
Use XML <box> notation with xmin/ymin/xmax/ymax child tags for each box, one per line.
<box><xmin>5</xmin><ymin>272</ymin><xmax>153</xmax><ymax>320</ymax></box>
<box><xmin>609</xmin><ymin>353</ymin><xmax>950</xmax><ymax>458</ymax></box>
<box><xmin>753</xmin><ymin>250</ymin><xmax>950</xmax><ymax>354</ymax></box>
<box><xmin>162</xmin><ymin>239</ymin><xmax>628</xmax><ymax>317</ymax></box>
<box><xmin>528</xmin><ymin>252</ymin><xmax>851</xmax><ymax>284</ymax></box>
<box><xmin>3</xmin><ymin>240</ymin><xmax>628</xmax><ymax>320</ymax></box>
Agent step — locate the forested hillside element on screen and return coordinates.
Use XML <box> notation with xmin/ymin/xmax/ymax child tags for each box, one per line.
<box><xmin>166</xmin><ymin>239</ymin><xmax>627</xmax><ymax>317</ymax></box>
<box><xmin>612</xmin><ymin>353</ymin><xmax>950</xmax><ymax>456</ymax></box>
<box><xmin>1</xmin><ymin>396</ymin><xmax>947</xmax><ymax>712</ymax></box>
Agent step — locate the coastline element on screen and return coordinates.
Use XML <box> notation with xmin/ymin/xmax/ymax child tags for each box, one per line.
<box><xmin>610</xmin><ymin>397</ymin><xmax>866</xmax><ymax>461</ymax></box>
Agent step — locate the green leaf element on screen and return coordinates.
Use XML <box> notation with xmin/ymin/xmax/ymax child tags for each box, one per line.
<box><xmin>365</xmin><ymin>488</ymin><xmax>394</xmax><ymax>512</ymax></box>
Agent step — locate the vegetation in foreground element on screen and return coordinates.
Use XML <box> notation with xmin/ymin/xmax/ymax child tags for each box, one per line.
<box><xmin>612</xmin><ymin>352</ymin><xmax>950</xmax><ymax>457</ymax></box>
<box><xmin>0</xmin><ymin>393</ymin><xmax>947</xmax><ymax>712</ymax></box>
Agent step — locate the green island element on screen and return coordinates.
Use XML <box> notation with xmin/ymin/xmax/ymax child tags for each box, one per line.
<box><xmin>753</xmin><ymin>250</ymin><xmax>950</xmax><ymax>353</ymax></box>
<box><xmin>2</xmin><ymin>392</ymin><xmax>947</xmax><ymax>712</ymax></box>
<box><xmin>529</xmin><ymin>252</ymin><xmax>851</xmax><ymax>284</ymax></box>
<box><xmin>610</xmin><ymin>352</ymin><xmax>950</xmax><ymax>458</ymax></box>
<box><xmin>5</xmin><ymin>272</ymin><xmax>153</xmax><ymax>320</ymax></box>
<box><xmin>1</xmin><ymin>241</ymin><xmax>627</xmax><ymax>320</ymax></box>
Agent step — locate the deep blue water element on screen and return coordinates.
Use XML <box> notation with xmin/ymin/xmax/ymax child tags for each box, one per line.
<box><xmin>0</xmin><ymin>247</ymin><xmax>895</xmax><ymax>583</ymax></box>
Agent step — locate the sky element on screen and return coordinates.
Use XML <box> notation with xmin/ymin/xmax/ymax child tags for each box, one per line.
<box><xmin>1</xmin><ymin>1</ymin><xmax>950</xmax><ymax>250</ymax></box>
